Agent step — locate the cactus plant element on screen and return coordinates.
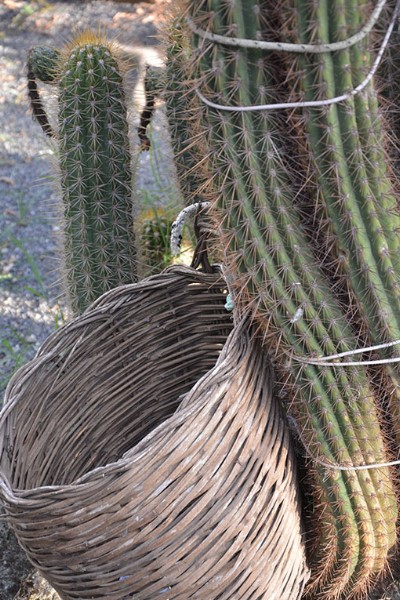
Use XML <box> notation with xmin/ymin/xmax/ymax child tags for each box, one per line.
<box><xmin>28</xmin><ymin>32</ymin><xmax>138</xmax><ymax>314</ymax></box>
<box><xmin>164</xmin><ymin>16</ymin><xmax>213</xmax><ymax>206</ymax></box>
<box><xmin>183</xmin><ymin>1</ymin><xmax>398</xmax><ymax>597</ymax></box>
<box><xmin>139</xmin><ymin>208</ymin><xmax>174</xmax><ymax>275</ymax></box>
<box><xmin>283</xmin><ymin>0</ymin><xmax>400</xmax><ymax>439</ymax></box>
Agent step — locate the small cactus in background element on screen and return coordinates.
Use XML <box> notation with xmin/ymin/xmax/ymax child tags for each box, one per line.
<box><xmin>58</xmin><ymin>32</ymin><xmax>138</xmax><ymax>313</ymax></box>
<box><xmin>28</xmin><ymin>45</ymin><xmax>60</xmax><ymax>84</ymax></box>
<box><xmin>28</xmin><ymin>32</ymin><xmax>138</xmax><ymax>314</ymax></box>
<box><xmin>139</xmin><ymin>208</ymin><xmax>173</xmax><ymax>275</ymax></box>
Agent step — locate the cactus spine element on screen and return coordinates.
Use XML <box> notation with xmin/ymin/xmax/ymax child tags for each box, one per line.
<box><xmin>185</xmin><ymin>1</ymin><xmax>398</xmax><ymax>597</ymax></box>
<box><xmin>28</xmin><ymin>32</ymin><xmax>138</xmax><ymax>314</ymax></box>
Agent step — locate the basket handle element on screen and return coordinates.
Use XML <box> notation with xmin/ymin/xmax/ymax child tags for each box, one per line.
<box><xmin>170</xmin><ymin>202</ymin><xmax>214</xmax><ymax>274</ymax></box>
<box><xmin>190</xmin><ymin>205</ymin><xmax>213</xmax><ymax>273</ymax></box>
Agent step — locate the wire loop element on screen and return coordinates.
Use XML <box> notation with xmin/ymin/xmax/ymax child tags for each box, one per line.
<box><xmin>187</xmin><ymin>1</ymin><xmax>387</xmax><ymax>54</ymax></box>
<box><xmin>192</xmin><ymin>0</ymin><xmax>399</xmax><ymax>112</ymax></box>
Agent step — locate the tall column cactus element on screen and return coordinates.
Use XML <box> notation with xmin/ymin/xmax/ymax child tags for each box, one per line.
<box><xmin>183</xmin><ymin>1</ymin><xmax>398</xmax><ymax>597</ymax></box>
<box><xmin>284</xmin><ymin>0</ymin><xmax>400</xmax><ymax>436</ymax></box>
<box><xmin>28</xmin><ymin>32</ymin><xmax>138</xmax><ymax>314</ymax></box>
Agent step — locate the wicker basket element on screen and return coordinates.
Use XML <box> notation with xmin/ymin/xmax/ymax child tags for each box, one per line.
<box><xmin>0</xmin><ymin>265</ymin><xmax>309</xmax><ymax>599</ymax></box>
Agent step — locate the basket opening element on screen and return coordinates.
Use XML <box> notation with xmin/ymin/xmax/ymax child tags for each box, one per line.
<box><xmin>3</xmin><ymin>277</ymin><xmax>233</xmax><ymax>490</ymax></box>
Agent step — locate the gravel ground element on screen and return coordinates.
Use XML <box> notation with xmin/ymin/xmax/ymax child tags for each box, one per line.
<box><xmin>1</xmin><ymin>1</ymin><xmax>400</xmax><ymax>599</ymax></box>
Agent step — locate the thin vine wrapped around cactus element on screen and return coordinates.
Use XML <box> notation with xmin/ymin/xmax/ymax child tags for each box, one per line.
<box><xmin>180</xmin><ymin>1</ymin><xmax>399</xmax><ymax>597</ymax></box>
<box><xmin>28</xmin><ymin>32</ymin><xmax>138</xmax><ymax>314</ymax></box>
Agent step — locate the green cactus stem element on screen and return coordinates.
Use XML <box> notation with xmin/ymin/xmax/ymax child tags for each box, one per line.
<box><xmin>185</xmin><ymin>1</ymin><xmax>398</xmax><ymax>597</ymax></box>
<box><xmin>57</xmin><ymin>31</ymin><xmax>138</xmax><ymax>314</ymax></box>
<box><xmin>164</xmin><ymin>16</ymin><xmax>213</xmax><ymax>206</ymax></box>
<box><xmin>27</xmin><ymin>46</ymin><xmax>60</xmax><ymax>137</ymax></box>
<box><xmin>28</xmin><ymin>45</ymin><xmax>60</xmax><ymax>83</ymax></box>
<box><xmin>285</xmin><ymin>0</ymin><xmax>400</xmax><ymax>436</ymax></box>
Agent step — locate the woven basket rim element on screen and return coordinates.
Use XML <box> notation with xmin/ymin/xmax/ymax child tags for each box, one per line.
<box><xmin>1</xmin><ymin>264</ymin><xmax>226</xmax><ymax>404</ymax></box>
<box><xmin>0</xmin><ymin>264</ymin><xmax>233</xmax><ymax>499</ymax></box>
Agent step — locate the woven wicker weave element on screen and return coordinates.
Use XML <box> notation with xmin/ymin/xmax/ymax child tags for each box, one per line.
<box><xmin>0</xmin><ymin>265</ymin><xmax>309</xmax><ymax>599</ymax></box>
